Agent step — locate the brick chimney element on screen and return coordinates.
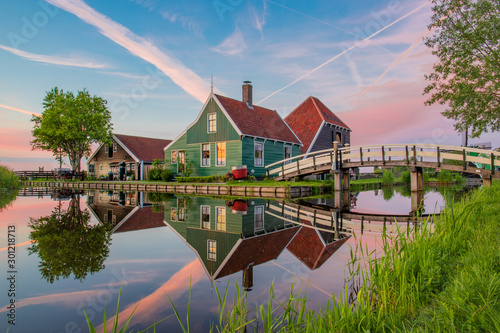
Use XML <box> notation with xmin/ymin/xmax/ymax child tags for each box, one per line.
<box><xmin>242</xmin><ymin>81</ymin><xmax>252</xmax><ymax>106</ymax></box>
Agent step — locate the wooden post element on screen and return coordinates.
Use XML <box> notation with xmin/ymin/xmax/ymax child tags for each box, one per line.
<box><xmin>406</xmin><ymin>145</ymin><xmax>410</xmax><ymax>165</ymax></box>
<box><xmin>313</xmin><ymin>155</ymin><xmax>317</xmax><ymax>170</ymax></box>
<box><xmin>334</xmin><ymin>171</ymin><xmax>342</xmax><ymax>192</ymax></box>
<box><xmin>342</xmin><ymin>172</ymin><xmax>350</xmax><ymax>191</ymax></box>
<box><xmin>296</xmin><ymin>159</ymin><xmax>300</xmax><ymax>175</ymax></box>
<box><xmin>382</xmin><ymin>146</ymin><xmax>385</xmax><ymax>165</ymax></box>
<box><xmin>483</xmin><ymin>175</ymin><xmax>492</xmax><ymax>187</ymax></box>
<box><xmin>413</xmin><ymin>145</ymin><xmax>417</xmax><ymax>165</ymax></box>
<box><xmin>437</xmin><ymin>147</ymin><xmax>441</xmax><ymax>167</ymax></box>
<box><xmin>491</xmin><ymin>154</ymin><xmax>495</xmax><ymax>175</ymax></box>
<box><xmin>333</xmin><ymin>141</ymin><xmax>338</xmax><ymax>171</ymax></box>
<box><xmin>462</xmin><ymin>149</ymin><xmax>467</xmax><ymax>170</ymax></box>
<box><xmin>360</xmin><ymin>147</ymin><xmax>364</xmax><ymax>166</ymax></box>
<box><xmin>281</xmin><ymin>163</ymin><xmax>285</xmax><ymax>177</ymax></box>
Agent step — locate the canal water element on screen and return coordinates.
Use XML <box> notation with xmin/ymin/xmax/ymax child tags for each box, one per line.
<box><xmin>0</xmin><ymin>185</ymin><xmax>472</xmax><ymax>332</ymax></box>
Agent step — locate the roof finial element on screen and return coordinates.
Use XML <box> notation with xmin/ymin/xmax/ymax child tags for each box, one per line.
<box><xmin>211</xmin><ymin>74</ymin><xmax>214</xmax><ymax>94</ymax></box>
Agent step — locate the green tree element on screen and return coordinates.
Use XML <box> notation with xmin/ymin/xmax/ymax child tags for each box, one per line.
<box><xmin>28</xmin><ymin>195</ymin><xmax>112</xmax><ymax>283</ymax></box>
<box><xmin>31</xmin><ymin>87</ymin><xmax>113</xmax><ymax>171</ymax></box>
<box><xmin>424</xmin><ymin>0</ymin><xmax>500</xmax><ymax>137</ymax></box>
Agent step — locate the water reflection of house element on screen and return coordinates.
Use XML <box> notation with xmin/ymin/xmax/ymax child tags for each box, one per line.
<box><xmin>164</xmin><ymin>197</ymin><xmax>300</xmax><ymax>290</ymax></box>
<box><xmin>287</xmin><ymin>221</ymin><xmax>349</xmax><ymax>271</ymax></box>
<box><xmin>87</xmin><ymin>190</ymin><xmax>165</xmax><ymax>233</ymax></box>
<box><xmin>87</xmin><ymin>134</ymin><xmax>171</xmax><ymax>180</ymax></box>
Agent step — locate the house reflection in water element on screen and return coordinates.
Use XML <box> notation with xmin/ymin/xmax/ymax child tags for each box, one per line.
<box><xmin>86</xmin><ymin>190</ymin><xmax>166</xmax><ymax>233</ymax></box>
<box><xmin>163</xmin><ymin>196</ymin><xmax>349</xmax><ymax>290</ymax></box>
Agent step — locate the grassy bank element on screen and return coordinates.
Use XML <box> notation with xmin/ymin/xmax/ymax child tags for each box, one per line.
<box><xmin>0</xmin><ymin>165</ymin><xmax>21</xmax><ymax>211</ymax></box>
<box><xmin>217</xmin><ymin>182</ymin><xmax>500</xmax><ymax>332</ymax></box>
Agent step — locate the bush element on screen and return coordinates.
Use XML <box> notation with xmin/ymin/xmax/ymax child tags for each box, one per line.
<box><xmin>0</xmin><ymin>165</ymin><xmax>20</xmax><ymax>191</ymax></box>
<box><xmin>147</xmin><ymin>168</ymin><xmax>161</xmax><ymax>181</ymax></box>
<box><xmin>160</xmin><ymin>170</ymin><xmax>174</xmax><ymax>182</ymax></box>
<box><xmin>399</xmin><ymin>170</ymin><xmax>411</xmax><ymax>184</ymax></box>
<box><xmin>176</xmin><ymin>175</ymin><xmax>226</xmax><ymax>183</ymax></box>
<box><xmin>437</xmin><ymin>170</ymin><xmax>454</xmax><ymax>183</ymax></box>
<box><xmin>381</xmin><ymin>170</ymin><xmax>395</xmax><ymax>185</ymax></box>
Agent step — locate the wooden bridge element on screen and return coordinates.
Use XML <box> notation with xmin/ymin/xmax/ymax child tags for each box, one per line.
<box><xmin>266</xmin><ymin>143</ymin><xmax>499</xmax><ymax>189</ymax></box>
<box><xmin>266</xmin><ymin>201</ymin><xmax>430</xmax><ymax>238</ymax></box>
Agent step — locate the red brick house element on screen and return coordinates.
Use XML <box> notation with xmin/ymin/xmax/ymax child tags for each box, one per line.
<box><xmin>87</xmin><ymin>134</ymin><xmax>171</xmax><ymax>180</ymax></box>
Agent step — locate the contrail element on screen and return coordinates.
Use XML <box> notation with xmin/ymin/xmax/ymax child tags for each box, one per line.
<box><xmin>352</xmin><ymin>28</ymin><xmax>433</xmax><ymax>104</ymax></box>
<box><xmin>0</xmin><ymin>104</ymin><xmax>41</xmax><ymax>117</ymax></box>
<box><xmin>257</xmin><ymin>1</ymin><xmax>430</xmax><ymax>105</ymax></box>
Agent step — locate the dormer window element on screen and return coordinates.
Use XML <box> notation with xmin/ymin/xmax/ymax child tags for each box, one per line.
<box><xmin>208</xmin><ymin>113</ymin><xmax>216</xmax><ymax>133</ymax></box>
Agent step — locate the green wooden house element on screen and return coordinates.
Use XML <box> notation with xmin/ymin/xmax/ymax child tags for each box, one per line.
<box><xmin>164</xmin><ymin>82</ymin><xmax>302</xmax><ymax>177</ymax></box>
<box><xmin>163</xmin><ymin>196</ymin><xmax>300</xmax><ymax>288</ymax></box>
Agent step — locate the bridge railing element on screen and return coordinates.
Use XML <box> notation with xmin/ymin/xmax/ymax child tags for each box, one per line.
<box><xmin>340</xmin><ymin>144</ymin><xmax>500</xmax><ymax>172</ymax></box>
<box><xmin>265</xmin><ymin>147</ymin><xmax>338</xmax><ymax>178</ymax></box>
<box><xmin>266</xmin><ymin>143</ymin><xmax>500</xmax><ymax>179</ymax></box>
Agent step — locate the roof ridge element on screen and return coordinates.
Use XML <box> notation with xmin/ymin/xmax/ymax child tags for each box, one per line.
<box><xmin>114</xmin><ymin>133</ymin><xmax>170</xmax><ymax>141</ymax></box>
<box><xmin>309</xmin><ymin>96</ymin><xmax>325</xmax><ymax>122</ymax></box>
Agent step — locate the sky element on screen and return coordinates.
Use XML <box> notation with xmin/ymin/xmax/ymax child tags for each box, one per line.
<box><xmin>1</xmin><ymin>0</ymin><xmax>498</xmax><ymax>170</ymax></box>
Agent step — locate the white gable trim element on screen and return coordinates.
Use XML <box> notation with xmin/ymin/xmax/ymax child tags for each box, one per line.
<box><xmin>86</xmin><ymin>142</ymin><xmax>105</xmax><ymax>164</ymax></box>
<box><xmin>164</xmin><ymin>93</ymin><xmax>243</xmax><ymax>151</ymax></box>
<box><xmin>306</xmin><ymin>120</ymin><xmax>326</xmax><ymax>155</ymax></box>
<box><xmin>277</xmin><ymin>109</ymin><xmax>303</xmax><ymax>146</ymax></box>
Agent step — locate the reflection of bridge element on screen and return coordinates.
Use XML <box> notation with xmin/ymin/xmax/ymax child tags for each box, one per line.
<box><xmin>266</xmin><ymin>144</ymin><xmax>499</xmax><ymax>190</ymax></box>
<box><xmin>266</xmin><ymin>201</ymin><xmax>431</xmax><ymax>238</ymax></box>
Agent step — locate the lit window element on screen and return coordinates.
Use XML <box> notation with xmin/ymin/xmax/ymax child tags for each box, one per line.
<box><xmin>201</xmin><ymin>143</ymin><xmax>210</xmax><ymax>167</ymax></box>
<box><xmin>208</xmin><ymin>113</ymin><xmax>216</xmax><ymax>133</ymax></box>
<box><xmin>255</xmin><ymin>206</ymin><xmax>264</xmax><ymax>230</ymax></box>
<box><xmin>201</xmin><ymin>206</ymin><xmax>210</xmax><ymax>229</ymax></box>
<box><xmin>216</xmin><ymin>207</ymin><xmax>226</xmax><ymax>231</ymax></box>
<box><xmin>254</xmin><ymin>142</ymin><xmax>264</xmax><ymax>167</ymax></box>
<box><xmin>336</xmin><ymin>132</ymin><xmax>342</xmax><ymax>144</ymax></box>
<box><xmin>216</xmin><ymin>142</ymin><xmax>226</xmax><ymax>166</ymax></box>
<box><xmin>171</xmin><ymin>150</ymin><xmax>177</xmax><ymax>164</ymax></box>
<box><xmin>113</xmin><ymin>143</ymin><xmax>118</xmax><ymax>152</ymax></box>
<box><xmin>208</xmin><ymin>240</ymin><xmax>216</xmax><ymax>261</ymax></box>
<box><xmin>171</xmin><ymin>208</ymin><xmax>177</xmax><ymax>221</ymax></box>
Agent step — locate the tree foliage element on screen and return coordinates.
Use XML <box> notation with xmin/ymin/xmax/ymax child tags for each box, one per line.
<box><xmin>424</xmin><ymin>0</ymin><xmax>500</xmax><ymax>137</ymax></box>
<box><xmin>31</xmin><ymin>87</ymin><xmax>113</xmax><ymax>171</ymax></box>
<box><xmin>28</xmin><ymin>195</ymin><xmax>112</xmax><ymax>283</ymax></box>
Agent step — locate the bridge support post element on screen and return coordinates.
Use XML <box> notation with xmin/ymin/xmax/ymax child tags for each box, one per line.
<box><xmin>411</xmin><ymin>190</ymin><xmax>424</xmax><ymax>215</ymax></box>
<box><xmin>342</xmin><ymin>190</ymin><xmax>350</xmax><ymax>210</ymax></box>
<box><xmin>483</xmin><ymin>175</ymin><xmax>492</xmax><ymax>187</ymax></box>
<box><xmin>334</xmin><ymin>171</ymin><xmax>342</xmax><ymax>191</ymax></box>
<box><xmin>410</xmin><ymin>167</ymin><xmax>424</xmax><ymax>192</ymax></box>
<box><xmin>342</xmin><ymin>171</ymin><xmax>350</xmax><ymax>191</ymax></box>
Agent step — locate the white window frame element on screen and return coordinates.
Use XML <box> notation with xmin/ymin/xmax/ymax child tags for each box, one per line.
<box><xmin>254</xmin><ymin>142</ymin><xmax>264</xmax><ymax>167</ymax></box>
<box><xmin>208</xmin><ymin>112</ymin><xmax>217</xmax><ymax>133</ymax></box>
<box><xmin>284</xmin><ymin>145</ymin><xmax>292</xmax><ymax>165</ymax></box>
<box><xmin>216</xmin><ymin>206</ymin><xmax>226</xmax><ymax>231</ymax></box>
<box><xmin>255</xmin><ymin>206</ymin><xmax>264</xmax><ymax>231</ymax></box>
<box><xmin>201</xmin><ymin>143</ymin><xmax>211</xmax><ymax>167</ymax></box>
<box><xmin>216</xmin><ymin>142</ymin><xmax>226</xmax><ymax>166</ymax></box>
<box><xmin>207</xmin><ymin>240</ymin><xmax>216</xmax><ymax>261</ymax></box>
<box><xmin>201</xmin><ymin>205</ymin><xmax>210</xmax><ymax>229</ymax></box>
<box><xmin>105</xmin><ymin>145</ymin><xmax>109</xmax><ymax>153</ymax></box>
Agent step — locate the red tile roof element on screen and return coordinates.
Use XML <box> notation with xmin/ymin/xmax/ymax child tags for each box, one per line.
<box><xmin>286</xmin><ymin>221</ymin><xmax>350</xmax><ymax>270</ymax></box>
<box><xmin>215</xmin><ymin>94</ymin><xmax>301</xmax><ymax>144</ymax></box>
<box><xmin>114</xmin><ymin>206</ymin><xmax>166</xmax><ymax>233</ymax></box>
<box><xmin>284</xmin><ymin>97</ymin><xmax>349</xmax><ymax>154</ymax></box>
<box><xmin>114</xmin><ymin>134</ymin><xmax>171</xmax><ymax>162</ymax></box>
<box><xmin>215</xmin><ymin>226</ymin><xmax>300</xmax><ymax>280</ymax></box>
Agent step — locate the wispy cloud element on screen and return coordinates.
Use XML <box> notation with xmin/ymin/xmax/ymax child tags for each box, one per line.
<box><xmin>212</xmin><ymin>26</ymin><xmax>247</xmax><ymax>55</ymax></box>
<box><xmin>251</xmin><ymin>0</ymin><xmax>268</xmax><ymax>38</ymax></box>
<box><xmin>0</xmin><ymin>44</ymin><xmax>108</xmax><ymax>69</ymax></box>
<box><xmin>45</xmin><ymin>0</ymin><xmax>208</xmax><ymax>103</ymax></box>
<box><xmin>258</xmin><ymin>1</ymin><xmax>431</xmax><ymax>104</ymax></box>
<box><xmin>160</xmin><ymin>10</ymin><xmax>204</xmax><ymax>38</ymax></box>
<box><xmin>0</xmin><ymin>103</ymin><xmax>40</xmax><ymax>117</ymax></box>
